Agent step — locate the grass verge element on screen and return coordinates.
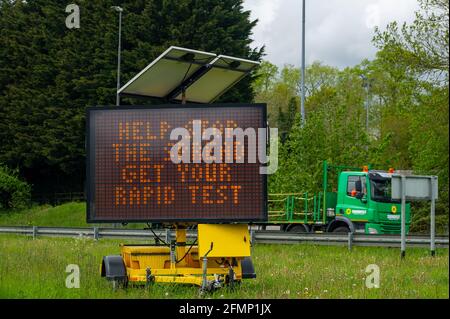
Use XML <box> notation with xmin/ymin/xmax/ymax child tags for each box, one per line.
<box><xmin>0</xmin><ymin>202</ymin><xmax>145</xmax><ymax>228</ymax></box>
<box><xmin>0</xmin><ymin>235</ymin><xmax>447</xmax><ymax>299</ymax></box>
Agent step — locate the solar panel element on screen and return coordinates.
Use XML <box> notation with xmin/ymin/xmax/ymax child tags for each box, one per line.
<box><xmin>118</xmin><ymin>46</ymin><xmax>216</xmax><ymax>99</ymax></box>
<box><xmin>118</xmin><ymin>47</ymin><xmax>259</xmax><ymax>104</ymax></box>
<box><xmin>173</xmin><ymin>55</ymin><xmax>259</xmax><ymax>103</ymax></box>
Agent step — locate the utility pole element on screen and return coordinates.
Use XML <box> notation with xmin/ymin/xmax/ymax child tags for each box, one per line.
<box><xmin>300</xmin><ymin>0</ymin><xmax>306</xmax><ymax>126</ymax></box>
<box><xmin>111</xmin><ymin>6</ymin><xmax>123</xmax><ymax>106</ymax></box>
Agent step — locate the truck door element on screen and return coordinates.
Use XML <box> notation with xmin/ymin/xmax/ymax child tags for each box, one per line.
<box><xmin>340</xmin><ymin>175</ymin><xmax>369</xmax><ymax>220</ymax></box>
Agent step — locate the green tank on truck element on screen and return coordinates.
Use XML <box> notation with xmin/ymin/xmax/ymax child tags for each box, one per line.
<box><xmin>260</xmin><ymin>161</ymin><xmax>411</xmax><ymax>235</ymax></box>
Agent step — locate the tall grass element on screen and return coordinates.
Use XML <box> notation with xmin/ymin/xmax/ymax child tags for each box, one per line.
<box><xmin>0</xmin><ymin>235</ymin><xmax>447</xmax><ymax>299</ymax></box>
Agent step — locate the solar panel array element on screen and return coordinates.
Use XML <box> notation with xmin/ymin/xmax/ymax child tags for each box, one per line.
<box><xmin>118</xmin><ymin>46</ymin><xmax>259</xmax><ymax>103</ymax></box>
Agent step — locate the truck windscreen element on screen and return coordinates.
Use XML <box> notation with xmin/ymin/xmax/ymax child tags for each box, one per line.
<box><xmin>369</xmin><ymin>175</ymin><xmax>398</xmax><ymax>203</ymax></box>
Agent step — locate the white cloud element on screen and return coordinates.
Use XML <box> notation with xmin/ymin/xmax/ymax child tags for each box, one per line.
<box><xmin>243</xmin><ymin>0</ymin><xmax>420</xmax><ymax>69</ymax></box>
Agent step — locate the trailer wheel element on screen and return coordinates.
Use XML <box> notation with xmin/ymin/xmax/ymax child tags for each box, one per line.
<box><xmin>112</xmin><ymin>280</ymin><xmax>118</xmax><ymax>291</ymax></box>
<box><xmin>333</xmin><ymin>226</ymin><xmax>350</xmax><ymax>233</ymax></box>
<box><xmin>288</xmin><ymin>225</ymin><xmax>309</xmax><ymax>233</ymax></box>
<box><xmin>111</xmin><ymin>278</ymin><xmax>128</xmax><ymax>291</ymax></box>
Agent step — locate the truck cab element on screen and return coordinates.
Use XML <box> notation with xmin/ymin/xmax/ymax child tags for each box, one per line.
<box><xmin>265</xmin><ymin>161</ymin><xmax>412</xmax><ymax>235</ymax></box>
<box><xmin>333</xmin><ymin>170</ymin><xmax>411</xmax><ymax>234</ymax></box>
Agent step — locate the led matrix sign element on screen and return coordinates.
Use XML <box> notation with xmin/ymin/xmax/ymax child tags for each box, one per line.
<box><xmin>87</xmin><ymin>104</ymin><xmax>267</xmax><ymax>223</ymax></box>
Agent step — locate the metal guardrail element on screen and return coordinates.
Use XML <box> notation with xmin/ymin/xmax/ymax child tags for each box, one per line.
<box><xmin>0</xmin><ymin>226</ymin><xmax>448</xmax><ymax>248</ymax></box>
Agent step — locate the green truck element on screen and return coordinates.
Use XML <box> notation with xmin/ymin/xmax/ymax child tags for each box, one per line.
<box><xmin>262</xmin><ymin>161</ymin><xmax>411</xmax><ymax>235</ymax></box>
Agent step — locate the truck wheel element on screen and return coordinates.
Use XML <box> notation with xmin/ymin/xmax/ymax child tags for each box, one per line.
<box><xmin>333</xmin><ymin>226</ymin><xmax>350</xmax><ymax>233</ymax></box>
<box><xmin>288</xmin><ymin>225</ymin><xmax>308</xmax><ymax>233</ymax></box>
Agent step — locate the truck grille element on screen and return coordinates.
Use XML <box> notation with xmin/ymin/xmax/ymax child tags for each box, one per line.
<box><xmin>381</xmin><ymin>223</ymin><xmax>401</xmax><ymax>234</ymax></box>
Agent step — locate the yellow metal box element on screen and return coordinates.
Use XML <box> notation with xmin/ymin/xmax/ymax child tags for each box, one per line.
<box><xmin>198</xmin><ymin>224</ymin><xmax>251</xmax><ymax>258</ymax></box>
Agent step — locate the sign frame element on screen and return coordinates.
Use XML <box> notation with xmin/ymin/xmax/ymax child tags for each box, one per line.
<box><xmin>390</xmin><ymin>174</ymin><xmax>438</xmax><ymax>258</ymax></box>
<box><xmin>86</xmin><ymin>103</ymin><xmax>268</xmax><ymax>224</ymax></box>
<box><xmin>391</xmin><ymin>174</ymin><xmax>438</xmax><ymax>201</ymax></box>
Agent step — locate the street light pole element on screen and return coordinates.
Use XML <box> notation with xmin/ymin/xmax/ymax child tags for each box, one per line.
<box><xmin>111</xmin><ymin>6</ymin><xmax>123</xmax><ymax>106</ymax></box>
<box><xmin>300</xmin><ymin>0</ymin><xmax>306</xmax><ymax>126</ymax></box>
<box><xmin>111</xmin><ymin>6</ymin><xmax>122</xmax><ymax>229</ymax></box>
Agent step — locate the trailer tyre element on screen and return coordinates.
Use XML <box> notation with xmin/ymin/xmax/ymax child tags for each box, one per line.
<box><xmin>101</xmin><ymin>255</ymin><xmax>128</xmax><ymax>290</ymax></box>
<box><xmin>333</xmin><ymin>226</ymin><xmax>350</xmax><ymax>233</ymax></box>
<box><xmin>288</xmin><ymin>225</ymin><xmax>309</xmax><ymax>233</ymax></box>
<box><xmin>111</xmin><ymin>277</ymin><xmax>128</xmax><ymax>291</ymax></box>
<box><xmin>241</xmin><ymin>257</ymin><xmax>256</xmax><ymax>279</ymax></box>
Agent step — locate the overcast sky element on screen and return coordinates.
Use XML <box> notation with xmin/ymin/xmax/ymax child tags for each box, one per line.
<box><xmin>242</xmin><ymin>0</ymin><xmax>420</xmax><ymax>69</ymax></box>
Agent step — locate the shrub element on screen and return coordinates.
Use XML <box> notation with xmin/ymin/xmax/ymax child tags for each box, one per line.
<box><xmin>0</xmin><ymin>165</ymin><xmax>31</xmax><ymax>209</ymax></box>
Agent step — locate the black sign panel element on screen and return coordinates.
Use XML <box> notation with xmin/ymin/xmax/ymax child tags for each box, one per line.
<box><xmin>86</xmin><ymin>104</ymin><xmax>267</xmax><ymax>223</ymax></box>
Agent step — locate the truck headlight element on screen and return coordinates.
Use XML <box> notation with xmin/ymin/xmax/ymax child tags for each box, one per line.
<box><xmin>368</xmin><ymin>227</ymin><xmax>378</xmax><ymax>234</ymax></box>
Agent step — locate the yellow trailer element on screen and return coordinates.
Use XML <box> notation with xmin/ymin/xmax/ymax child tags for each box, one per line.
<box><xmin>101</xmin><ymin>224</ymin><xmax>256</xmax><ymax>292</ymax></box>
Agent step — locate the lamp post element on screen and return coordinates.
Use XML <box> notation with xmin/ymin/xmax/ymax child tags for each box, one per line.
<box><xmin>111</xmin><ymin>6</ymin><xmax>123</xmax><ymax>106</ymax></box>
<box><xmin>111</xmin><ymin>6</ymin><xmax>122</xmax><ymax>229</ymax></box>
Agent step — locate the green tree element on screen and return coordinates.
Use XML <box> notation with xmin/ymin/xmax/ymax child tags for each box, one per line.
<box><xmin>269</xmin><ymin>0</ymin><xmax>449</xmax><ymax>233</ymax></box>
<box><xmin>0</xmin><ymin>0</ymin><xmax>262</xmax><ymax>195</ymax></box>
<box><xmin>270</xmin><ymin>67</ymin><xmax>369</xmax><ymax>194</ymax></box>
<box><xmin>276</xmin><ymin>97</ymin><xmax>299</xmax><ymax>142</ymax></box>
<box><xmin>373</xmin><ymin>0</ymin><xmax>449</xmax><ymax>232</ymax></box>
<box><xmin>373</xmin><ymin>0</ymin><xmax>448</xmax><ymax>85</ymax></box>
<box><xmin>253</xmin><ymin>62</ymin><xmax>339</xmax><ymax>128</ymax></box>
<box><xmin>304</xmin><ymin>61</ymin><xmax>339</xmax><ymax>98</ymax></box>
<box><xmin>0</xmin><ymin>164</ymin><xmax>31</xmax><ymax>209</ymax></box>
<box><xmin>252</xmin><ymin>60</ymin><xmax>278</xmax><ymax>94</ymax></box>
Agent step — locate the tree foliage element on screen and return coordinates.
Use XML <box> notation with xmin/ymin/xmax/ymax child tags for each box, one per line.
<box><xmin>0</xmin><ymin>0</ymin><xmax>262</xmax><ymax>195</ymax></box>
<box><xmin>0</xmin><ymin>164</ymin><xmax>31</xmax><ymax>209</ymax></box>
<box><xmin>0</xmin><ymin>0</ymin><xmax>447</xmax><ymax>232</ymax></box>
<box><xmin>373</xmin><ymin>0</ymin><xmax>448</xmax><ymax>85</ymax></box>
<box><xmin>262</xmin><ymin>0</ymin><xmax>449</xmax><ymax>233</ymax></box>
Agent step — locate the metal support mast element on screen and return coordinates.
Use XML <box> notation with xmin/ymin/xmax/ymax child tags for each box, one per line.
<box><xmin>300</xmin><ymin>0</ymin><xmax>306</xmax><ymax>126</ymax></box>
<box><xmin>112</xmin><ymin>6</ymin><xmax>123</xmax><ymax>106</ymax></box>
